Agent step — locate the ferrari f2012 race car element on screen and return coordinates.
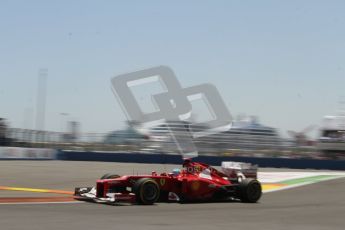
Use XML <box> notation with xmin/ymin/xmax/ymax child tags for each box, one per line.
<box><xmin>74</xmin><ymin>159</ymin><xmax>262</xmax><ymax>205</ymax></box>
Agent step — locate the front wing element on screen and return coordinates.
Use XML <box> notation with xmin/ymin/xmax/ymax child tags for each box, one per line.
<box><xmin>74</xmin><ymin>187</ymin><xmax>136</xmax><ymax>203</ymax></box>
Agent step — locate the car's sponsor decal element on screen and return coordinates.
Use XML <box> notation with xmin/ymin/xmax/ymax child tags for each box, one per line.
<box><xmin>191</xmin><ymin>180</ymin><xmax>200</xmax><ymax>191</ymax></box>
<box><xmin>160</xmin><ymin>178</ymin><xmax>166</xmax><ymax>186</ymax></box>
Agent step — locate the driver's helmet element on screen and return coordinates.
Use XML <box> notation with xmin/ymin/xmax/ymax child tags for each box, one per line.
<box><xmin>172</xmin><ymin>168</ymin><xmax>181</xmax><ymax>176</ymax></box>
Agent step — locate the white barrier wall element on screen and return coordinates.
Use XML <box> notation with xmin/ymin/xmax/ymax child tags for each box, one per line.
<box><xmin>0</xmin><ymin>147</ymin><xmax>56</xmax><ymax>159</ymax></box>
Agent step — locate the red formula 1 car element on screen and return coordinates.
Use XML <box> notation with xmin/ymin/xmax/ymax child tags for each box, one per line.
<box><xmin>74</xmin><ymin>159</ymin><xmax>262</xmax><ymax>204</ymax></box>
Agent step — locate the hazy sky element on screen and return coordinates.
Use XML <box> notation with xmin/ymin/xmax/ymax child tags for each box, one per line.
<box><xmin>1</xmin><ymin>0</ymin><xmax>345</xmax><ymax>138</ymax></box>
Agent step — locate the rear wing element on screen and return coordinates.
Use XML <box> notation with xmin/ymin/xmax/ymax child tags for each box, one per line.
<box><xmin>221</xmin><ymin>161</ymin><xmax>258</xmax><ymax>179</ymax></box>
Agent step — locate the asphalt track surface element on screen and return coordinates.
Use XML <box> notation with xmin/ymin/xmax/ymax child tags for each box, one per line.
<box><xmin>0</xmin><ymin>161</ymin><xmax>344</xmax><ymax>230</ymax></box>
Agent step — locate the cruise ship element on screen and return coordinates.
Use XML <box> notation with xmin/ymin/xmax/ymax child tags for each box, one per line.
<box><xmin>200</xmin><ymin>117</ymin><xmax>282</xmax><ymax>152</ymax></box>
<box><xmin>148</xmin><ymin>118</ymin><xmax>283</xmax><ymax>154</ymax></box>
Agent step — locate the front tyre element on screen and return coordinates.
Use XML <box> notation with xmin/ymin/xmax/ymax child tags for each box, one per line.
<box><xmin>133</xmin><ymin>178</ymin><xmax>160</xmax><ymax>205</ymax></box>
<box><xmin>238</xmin><ymin>178</ymin><xmax>262</xmax><ymax>203</ymax></box>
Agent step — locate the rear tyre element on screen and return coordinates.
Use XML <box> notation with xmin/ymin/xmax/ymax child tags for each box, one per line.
<box><xmin>100</xmin><ymin>173</ymin><xmax>120</xmax><ymax>179</ymax></box>
<box><xmin>133</xmin><ymin>178</ymin><xmax>160</xmax><ymax>205</ymax></box>
<box><xmin>238</xmin><ymin>178</ymin><xmax>262</xmax><ymax>203</ymax></box>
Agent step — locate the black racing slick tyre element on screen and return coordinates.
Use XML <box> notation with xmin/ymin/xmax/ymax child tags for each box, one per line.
<box><xmin>100</xmin><ymin>173</ymin><xmax>120</xmax><ymax>179</ymax></box>
<box><xmin>133</xmin><ymin>178</ymin><xmax>160</xmax><ymax>205</ymax></box>
<box><xmin>239</xmin><ymin>178</ymin><xmax>262</xmax><ymax>203</ymax></box>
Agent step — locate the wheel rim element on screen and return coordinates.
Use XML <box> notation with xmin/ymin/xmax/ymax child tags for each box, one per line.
<box><xmin>143</xmin><ymin>183</ymin><xmax>158</xmax><ymax>201</ymax></box>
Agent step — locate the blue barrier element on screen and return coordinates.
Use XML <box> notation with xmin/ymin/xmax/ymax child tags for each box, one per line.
<box><xmin>57</xmin><ymin>150</ymin><xmax>345</xmax><ymax>170</ymax></box>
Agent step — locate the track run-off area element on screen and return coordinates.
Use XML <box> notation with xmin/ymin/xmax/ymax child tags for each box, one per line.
<box><xmin>0</xmin><ymin>161</ymin><xmax>345</xmax><ymax>230</ymax></box>
<box><xmin>0</xmin><ymin>161</ymin><xmax>344</xmax><ymax>204</ymax></box>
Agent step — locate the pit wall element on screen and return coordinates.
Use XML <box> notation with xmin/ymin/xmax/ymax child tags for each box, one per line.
<box><xmin>0</xmin><ymin>147</ymin><xmax>56</xmax><ymax>160</ymax></box>
<box><xmin>56</xmin><ymin>150</ymin><xmax>345</xmax><ymax>170</ymax></box>
<box><xmin>1</xmin><ymin>147</ymin><xmax>343</xmax><ymax>170</ymax></box>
